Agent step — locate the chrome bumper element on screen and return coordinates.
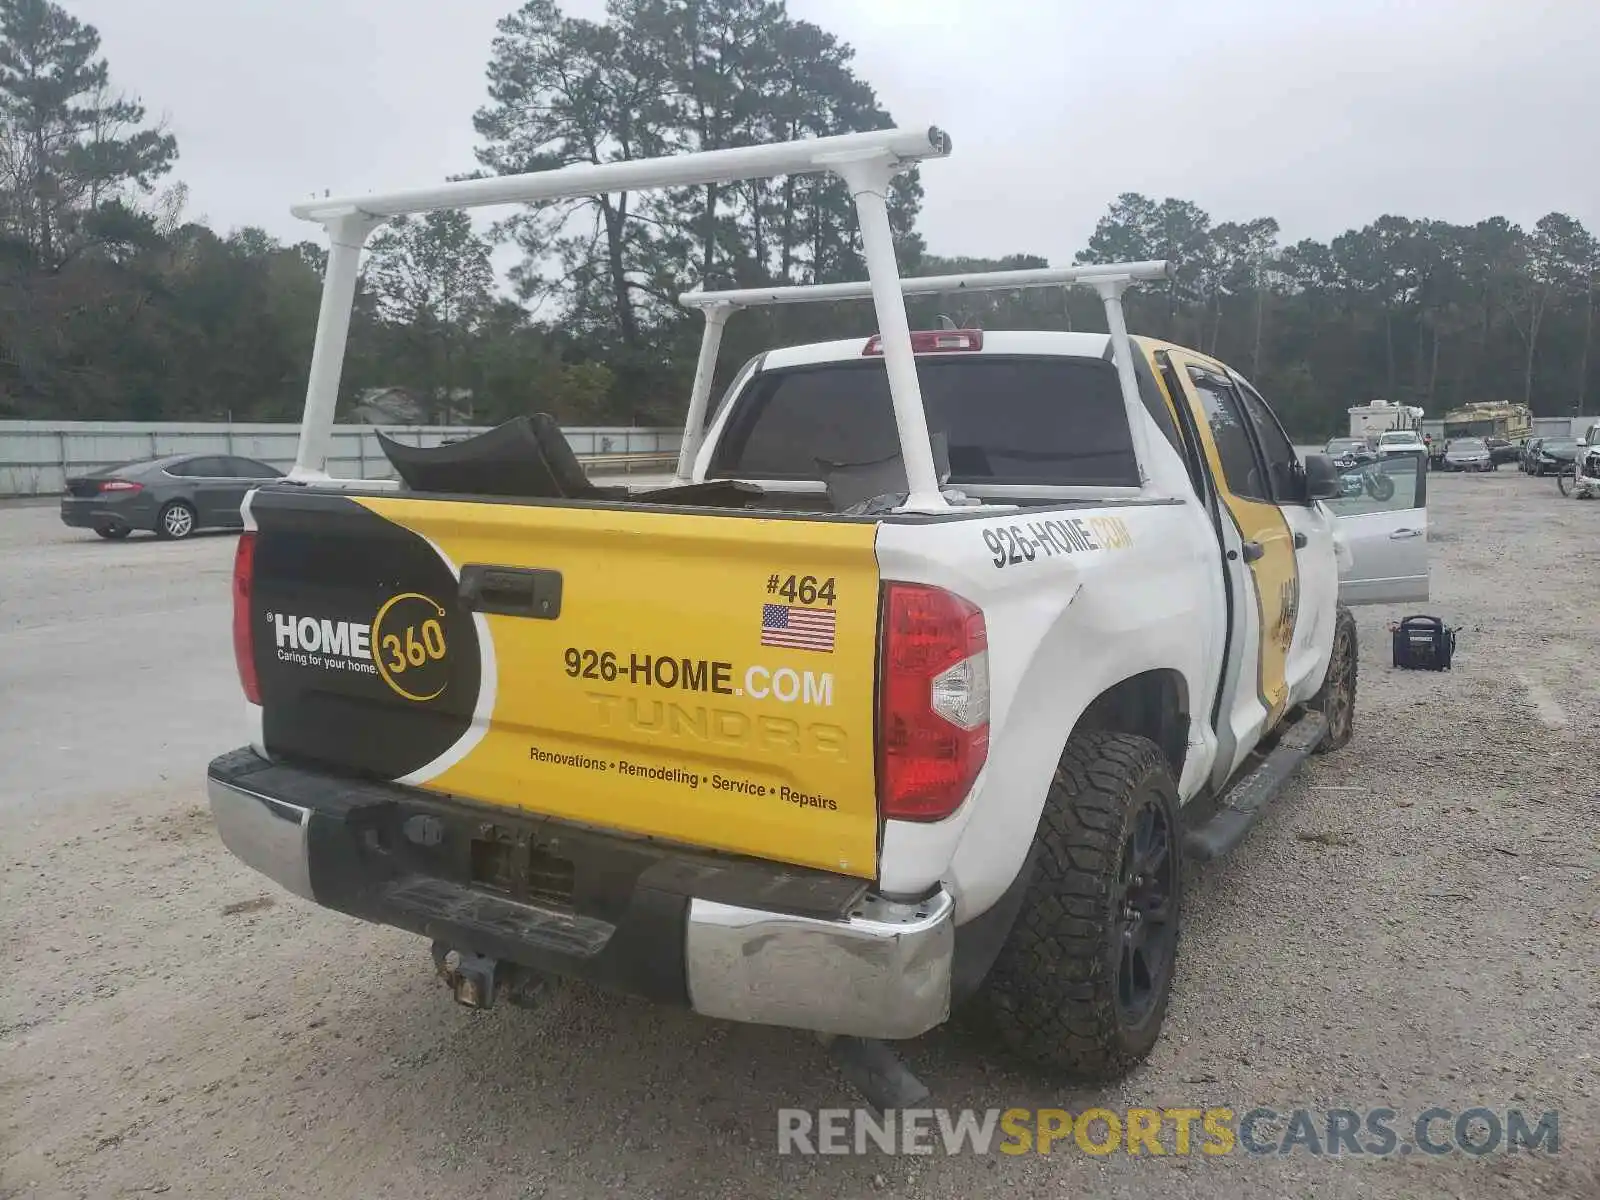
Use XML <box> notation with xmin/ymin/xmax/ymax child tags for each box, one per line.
<box><xmin>207</xmin><ymin>774</ymin><xmax>955</xmax><ymax>1041</ymax></box>
<box><xmin>209</xmin><ymin>774</ymin><xmax>314</xmax><ymax>900</ymax></box>
<box><xmin>685</xmin><ymin>890</ymin><xmax>954</xmax><ymax>1040</ymax></box>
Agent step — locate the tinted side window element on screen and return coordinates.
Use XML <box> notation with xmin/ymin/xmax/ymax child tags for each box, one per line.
<box><xmin>1186</xmin><ymin>368</ymin><xmax>1268</xmax><ymax>501</ymax></box>
<box><xmin>166</xmin><ymin>457</ymin><xmax>225</xmax><ymax>477</ymax></box>
<box><xmin>228</xmin><ymin>457</ymin><xmax>282</xmax><ymax>478</ymax></box>
<box><xmin>1232</xmin><ymin>378</ymin><xmax>1299</xmax><ymax>502</ymax></box>
<box><xmin>710</xmin><ymin>356</ymin><xmax>1139</xmax><ymax>487</ymax></box>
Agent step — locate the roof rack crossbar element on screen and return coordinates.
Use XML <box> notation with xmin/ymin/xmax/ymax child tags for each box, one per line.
<box><xmin>288</xmin><ymin>125</ymin><xmax>954</xmax><ymax>508</ymax></box>
<box><xmin>678</xmin><ymin>260</ymin><xmax>1172</xmax><ymax>310</ymax></box>
<box><xmin>672</xmin><ymin>261</ymin><xmax>1173</xmax><ymax>487</ymax></box>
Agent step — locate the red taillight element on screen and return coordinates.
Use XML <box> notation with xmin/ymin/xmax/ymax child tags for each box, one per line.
<box><xmin>232</xmin><ymin>532</ymin><xmax>261</xmax><ymax>704</ymax></box>
<box><xmin>862</xmin><ymin>329</ymin><xmax>984</xmax><ymax>356</ymax></box>
<box><xmin>878</xmin><ymin>582</ymin><xmax>990</xmax><ymax>821</ymax></box>
<box><xmin>98</xmin><ymin>479</ymin><xmax>142</xmax><ymax>493</ymax></box>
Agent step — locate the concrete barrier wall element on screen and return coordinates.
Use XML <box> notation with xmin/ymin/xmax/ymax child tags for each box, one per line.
<box><xmin>0</xmin><ymin>421</ymin><xmax>684</xmax><ymax>495</ymax></box>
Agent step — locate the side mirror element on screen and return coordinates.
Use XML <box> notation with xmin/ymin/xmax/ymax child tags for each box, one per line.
<box><xmin>1303</xmin><ymin>454</ymin><xmax>1342</xmax><ymax>502</ymax></box>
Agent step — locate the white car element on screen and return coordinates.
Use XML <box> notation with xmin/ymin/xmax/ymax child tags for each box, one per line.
<box><xmin>204</xmin><ymin>125</ymin><xmax>1429</xmax><ymax>1106</ymax></box>
<box><xmin>1565</xmin><ymin>423</ymin><xmax>1600</xmax><ymax>498</ymax></box>
<box><xmin>1375</xmin><ymin>430</ymin><xmax>1427</xmax><ymax>458</ymax></box>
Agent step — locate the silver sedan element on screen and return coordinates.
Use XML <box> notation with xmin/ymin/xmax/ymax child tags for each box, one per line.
<box><xmin>1442</xmin><ymin>438</ymin><xmax>1495</xmax><ymax>472</ymax></box>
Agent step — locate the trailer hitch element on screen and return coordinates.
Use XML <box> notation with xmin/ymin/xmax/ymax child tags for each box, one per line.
<box><xmin>431</xmin><ymin>943</ymin><xmax>546</xmax><ymax>1011</ymax></box>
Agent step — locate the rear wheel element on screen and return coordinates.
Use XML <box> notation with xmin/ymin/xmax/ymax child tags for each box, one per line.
<box><xmin>975</xmin><ymin>731</ymin><xmax>1181</xmax><ymax>1083</ymax></box>
<box><xmin>1556</xmin><ymin>466</ymin><xmax>1575</xmax><ymax>496</ymax></box>
<box><xmin>1308</xmin><ymin>604</ymin><xmax>1357</xmax><ymax>752</ymax></box>
<box><xmin>157</xmin><ymin>500</ymin><xmax>197</xmax><ymax>540</ymax></box>
<box><xmin>93</xmin><ymin>524</ymin><xmax>129</xmax><ymax>540</ymax></box>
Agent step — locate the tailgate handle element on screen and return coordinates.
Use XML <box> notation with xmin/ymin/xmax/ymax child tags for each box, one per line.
<box><xmin>459</xmin><ymin>564</ymin><xmax>562</xmax><ymax>619</ymax></box>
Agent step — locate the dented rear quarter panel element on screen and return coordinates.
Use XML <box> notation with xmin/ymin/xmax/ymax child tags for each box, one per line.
<box><xmin>873</xmin><ymin>499</ymin><xmax>1224</xmax><ymax>921</ymax></box>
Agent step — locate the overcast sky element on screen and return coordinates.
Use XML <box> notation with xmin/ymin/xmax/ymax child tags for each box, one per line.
<box><xmin>71</xmin><ymin>0</ymin><xmax>1600</xmax><ymax>268</ymax></box>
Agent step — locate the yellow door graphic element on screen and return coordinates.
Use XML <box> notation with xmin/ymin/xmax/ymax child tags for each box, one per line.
<box><xmin>1162</xmin><ymin>351</ymin><xmax>1298</xmax><ymax>725</ymax></box>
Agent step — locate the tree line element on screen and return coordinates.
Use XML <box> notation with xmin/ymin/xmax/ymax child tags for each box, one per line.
<box><xmin>2</xmin><ymin>0</ymin><xmax>1594</xmax><ymax>436</ymax></box>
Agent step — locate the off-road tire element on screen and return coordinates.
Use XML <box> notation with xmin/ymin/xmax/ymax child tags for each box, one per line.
<box><xmin>1308</xmin><ymin>603</ymin><xmax>1357</xmax><ymax>753</ymax></box>
<box><xmin>975</xmin><ymin>731</ymin><xmax>1182</xmax><ymax>1083</ymax></box>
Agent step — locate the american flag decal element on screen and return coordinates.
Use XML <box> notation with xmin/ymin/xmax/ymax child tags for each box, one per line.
<box><xmin>760</xmin><ymin>603</ymin><xmax>836</xmax><ymax>653</ymax></box>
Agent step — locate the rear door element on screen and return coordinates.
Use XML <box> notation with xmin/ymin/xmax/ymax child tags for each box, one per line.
<box><xmin>1225</xmin><ymin>371</ymin><xmax>1338</xmax><ymax>706</ymax></box>
<box><xmin>169</xmin><ymin>455</ymin><xmax>237</xmax><ymax>525</ymax></box>
<box><xmin>219</xmin><ymin>457</ymin><xmax>283</xmax><ymax>526</ymax></box>
<box><xmin>1320</xmin><ymin>449</ymin><xmax>1428</xmax><ymax>604</ymax></box>
<box><xmin>1159</xmin><ymin>350</ymin><xmax>1298</xmax><ymax>776</ymax></box>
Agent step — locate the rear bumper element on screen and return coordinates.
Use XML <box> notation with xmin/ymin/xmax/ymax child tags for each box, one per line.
<box><xmin>59</xmin><ymin>495</ymin><xmax>155</xmax><ymax>530</ymax></box>
<box><xmin>206</xmin><ymin>748</ymin><xmax>954</xmax><ymax>1040</ymax></box>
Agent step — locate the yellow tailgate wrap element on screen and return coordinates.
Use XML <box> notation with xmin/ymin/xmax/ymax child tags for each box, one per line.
<box><xmin>354</xmin><ymin>496</ymin><xmax>883</xmax><ymax>877</ymax></box>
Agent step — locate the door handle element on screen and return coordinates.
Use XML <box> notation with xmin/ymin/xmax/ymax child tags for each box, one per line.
<box><xmin>1240</xmin><ymin>540</ymin><xmax>1264</xmax><ymax>562</ymax></box>
<box><xmin>459</xmin><ymin>564</ymin><xmax>563</xmax><ymax>619</ymax></box>
<box><xmin>1293</xmin><ymin>532</ymin><xmax>1308</xmax><ymax>549</ymax></box>
<box><xmin>1389</xmin><ymin>528</ymin><xmax>1424</xmax><ymax>540</ymax></box>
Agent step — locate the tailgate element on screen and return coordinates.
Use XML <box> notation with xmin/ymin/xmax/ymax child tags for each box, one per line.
<box><xmin>248</xmin><ymin>489</ymin><xmax>883</xmax><ymax>877</ymax></box>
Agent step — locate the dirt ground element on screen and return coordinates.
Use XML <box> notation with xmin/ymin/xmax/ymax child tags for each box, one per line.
<box><xmin>2</xmin><ymin>472</ymin><xmax>1597</xmax><ymax>1199</ymax></box>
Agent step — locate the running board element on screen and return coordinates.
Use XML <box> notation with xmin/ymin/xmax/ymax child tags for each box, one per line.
<box><xmin>1184</xmin><ymin>709</ymin><xmax>1327</xmax><ymax>862</ymax></box>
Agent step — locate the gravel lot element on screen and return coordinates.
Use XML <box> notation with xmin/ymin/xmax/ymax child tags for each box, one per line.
<box><xmin>2</xmin><ymin>473</ymin><xmax>1596</xmax><ymax>1199</ymax></box>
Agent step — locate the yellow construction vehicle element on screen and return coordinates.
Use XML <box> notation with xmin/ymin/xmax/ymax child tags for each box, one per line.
<box><xmin>1441</xmin><ymin>402</ymin><xmax>1533</xmax><ymax>441</ymax></box>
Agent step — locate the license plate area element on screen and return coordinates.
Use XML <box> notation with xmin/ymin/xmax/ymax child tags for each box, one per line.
<box><xmin>469</xmin><ymin>825</ymin><xmax>577</xmax><ymax>909</ymax></box>
<box><xmin>343</xmin><ymin>786</ymin><xmax>867</xmax><ymax>925</ymax></box>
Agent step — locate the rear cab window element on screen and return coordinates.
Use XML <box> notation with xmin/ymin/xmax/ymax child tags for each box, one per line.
<box><xmin>707</xmin><ymin>355</ymin><xmax>1140</xmax><ymax>488</ymax></box>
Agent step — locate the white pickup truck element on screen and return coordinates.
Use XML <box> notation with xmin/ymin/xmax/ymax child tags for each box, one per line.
<box><xmin>207</xmin><ymin>124</ymin><xmax>1430</xmax><ymax>1102</ymax></box>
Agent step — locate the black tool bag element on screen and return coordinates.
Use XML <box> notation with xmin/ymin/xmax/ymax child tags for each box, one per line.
<box><xmin>1391</xmin><ymin>615</ymin><xmax>1457</xmax><ymax>671</ymax></box>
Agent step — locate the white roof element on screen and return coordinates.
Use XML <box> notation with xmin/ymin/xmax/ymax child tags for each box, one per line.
<box><xmin>759</xmin><ymin>330</ymin><xmax>1115</xmax><ymax>371</ymax></box>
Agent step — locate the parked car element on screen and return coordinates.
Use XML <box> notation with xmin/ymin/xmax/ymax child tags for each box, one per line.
<box><xmin>1324</xmin><ymin>437</ymin><xmax>1375</xmax><ymax>469</ymax></box>
<box><xmin>1484</xmin><ymin>437</ymin><xmax>1520</xmax><ymax>465</ymax></box>
<box><xmin>1529</xmin><ymin>437</ymin><xmax>1579</xmax><ymax>476</ymax></box>
<box><xmin>59</xmin><ymin>454</ymin><xmax>284</xmax><ymax>540</ymax></box>
<box><xmin>1567</xmin><ymin>425</ymin><xmax>1600</xmax><ymax>499</ymax></box>
<box><xmin>206</xmin><ymin>126</ymin><xmax>1428</xmax><ymax>1102</ymax></box>
<box><xmin>1375</xmin><ymin>429</ymin><xmax>1427</xmax><ymax>459</ymax></box>
<box><xmin>1442</xmin><ymin>437</ymin><xmax>1495</xmax><ymax>472</ymax></box>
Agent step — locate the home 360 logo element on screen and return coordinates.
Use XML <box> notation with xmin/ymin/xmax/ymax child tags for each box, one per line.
<box><xmin>371</xmin><ymin>592</ymin><xmax>450</xmax><ymax>702</ymax></box>
<box><xmin>268</xmin><ymin>593</ymin><xmax>452</xmax><ymax>702</ymax></box>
